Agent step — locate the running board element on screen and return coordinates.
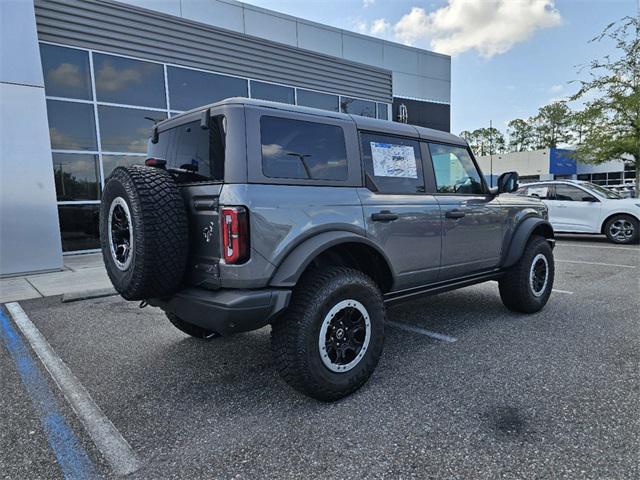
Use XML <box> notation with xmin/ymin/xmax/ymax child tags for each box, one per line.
<box><xmin>384</xmin><ymin>270</ymin><xmax>504</xmax><ymax>306</ymax></box>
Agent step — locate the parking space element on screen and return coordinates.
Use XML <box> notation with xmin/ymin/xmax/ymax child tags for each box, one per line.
<box><xmin>2</xmin><ymin>237</ymin><xmax>639</xmax><ymax>479</ymax></box>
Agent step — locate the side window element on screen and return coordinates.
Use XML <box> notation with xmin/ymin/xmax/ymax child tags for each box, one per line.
<box><xmin>526</xmin><ymin>184</ymin><xmax>553</xmax><ymax>199</ymax></box>
<box><xmin>260</xmin><ymin>116</ymin><xmax>347</xmax><ymax>181</ymax></box>
<box><xmin>360</xmin><ymin>133</ymin><xmax>424</xmax><ymax>194</ymax></box>
<box><xmin>428</xmin><ymin>143</ymin><xmax>485</xmax><ymax>194</ymax></box>
<box><xmin>554</xmin><ymin>184</ymin><xmax>592</xmax><ymax>201</ymax></box>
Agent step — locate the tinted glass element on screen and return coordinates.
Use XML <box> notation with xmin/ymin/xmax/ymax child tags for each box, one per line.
<box><xmin>47</xmin><ymin>100</ymin><xmax>97</xmax><ymax>151</ymax></box>
<box><xmin>147</xmin><ymin>117</ymin><xmax>225</xmax><ymax>181</ymax></box>
<box><xmin>250</xmin><ymin>81</ymin><xmax>294</xmax><ymax>104</ymax></box>
<box><xmin>554</xmin><ymin>184</ymin><xmax>592</xmax><ymax>201</ymax></box>
<box><xmin>58</xmin><ymin>204</ymin><xmax>100</xmax><ymax>252</ymax></box>
<box><xmin>261</xmin><ymin>116</ymin><xmax>347</xmax><ymax>180</ymax></box>
<box><xmin>377</xmin><ymin>103</ymin><xmax>389</xmax><ymax>120</ymax></box>
<box><xmin>52</xmin><ymin>153</ymin><xmax>100</xmax><ymax>201</ymax></box>
<box><xmin>168</xmin><ymin>67</ymin><xmax>247</xmax><ymax>111</ymax></box>
<box><xmin>429</xmin><ymin>143</ymin><xmax>484</xmax><ymax>194</ymax></box>
<box><xmin>296</xmin><ymin>89</ymin><xmax>339</xmax><ymax>112</ymax></box>
<box><xmin>102</xmin><ymin>155</ymin><xmax>145</xmax><ymax>179</ymax></box>
<box><xmin>360</xmin><ymin>133</ymin><xmax>424</xmax><ymax>194</ymax></box>
<box><xmin>93</xmin><ymin>53</ymin><xmax>166</xmax><ymax>108</ymax></box>
<box><xmin>40</xmin><ymin>44</ymin><xmax>92</xmax><ymax>100</ymax></box>
<box><xmin>340</xmin><ymin>97</ymin><xmax>376</xmax><ymax>117</ymax></box>
<box><xmin>525</xmin><ymin>184</ymin><xmax>553</xmax><ymax>199</ymax></box>
<box><xmin>98</xmin><ymin>106</ymin><xmax>166</xmax><ymax>153</ymax></box>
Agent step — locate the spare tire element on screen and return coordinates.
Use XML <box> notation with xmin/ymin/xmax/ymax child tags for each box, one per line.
<box><xmin>100</xmin><ymin>166</ymin><xmax>189</xmax><ymax>300</ymax></box>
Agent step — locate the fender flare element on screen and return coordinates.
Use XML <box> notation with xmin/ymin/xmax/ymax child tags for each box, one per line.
<box><xmin>502</xmin><ymin>217</ymin><xmax>555</xmax><ymax>268</ymax></box>
<box><xmin>269</xmin><ymin>231</ymin><xmax>395</xmax><ymax>288</ymax></box>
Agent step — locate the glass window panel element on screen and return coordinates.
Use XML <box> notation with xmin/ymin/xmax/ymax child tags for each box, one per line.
<box><xmin>577</xmin><ymin>174</ymin><xmax>591</xmax><ymax>181</ymax></box>
<box><xmin>102</xmin><ymin>155</ymin><xmax>146</xmax><ymax>179</ymax></box>
<box><xmin>377</xmin><ymin>103</ymin><xmax>389</xmax><ymax>120</ymax></box>
<box><xmin>40</xmin><ymin>44</ymin><xmax>92</xmax><ymax>100</ymax></box>
<box><xmin>607</xmin><ymin>172</ymin><xmax>622</xmax><ymax>180</ymax></box>
<box><xmin>250</xmin><ymin>81</ymin><xmax>294</xmax><ymax>104</ymax></box>
<box><xmin>553</xmin><ymin>184</ymin><xmax>593</xmax><ymax>201</ymax></box>
<box><xmin>429</xmin><ymin>143</ymin><xmax>484</xmax><ymax>194</ymax></box>
<box><xmin>340</xmin><ymin>97</ymin><xmax>376</xmax><ymax>118</ymax></box>
<box><xmin>93</xmin><ymin>53</ymin><xmax>166</xmax><ymax>108</ymax></box>
<box><xmin>360</xmin><ymin>133</ymin><xmax>424</xmax><ymax>194</ymax></box>
<box><xmin>296</xmin><ymin>89</ymin><xmax>339</xmax><ymax>112</ymax></box>
<box><xmin>58</xmin><ymin>204</ymin><xmax>100</xmax><ymax>252</ymax></box>
<box><xmin>47</xmin><ymin>100</ymin><xmax>97</xmax><ymax>151</ymax></box>
<box><xmin>168</xmin><ymin>67</ymin><xmax>247</xmax><ymax>111</ymax></box>
<box><xmin>98</xmin><ymin>106</ymin><xmax>166</xmax><ymax>153</ymax></box>
<box><xmin>260</xmin><ymin>116</ymin><xmax>347</xmax><ymax>180</ymax></box>
<box><xmin>52</xmin><ymin>153</ymin><xmax>100</xmax><ymax>201</ymax></box>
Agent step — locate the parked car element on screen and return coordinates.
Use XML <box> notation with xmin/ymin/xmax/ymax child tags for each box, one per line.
<box><xmin>517</xmin><ymin>180</ymin><xmax>640</xmax><ymax>244</ymax></box>
<box><xmin>100</xmin><ymin>98</ymin><xmax>555</xmax><ymax>401</ymax></box>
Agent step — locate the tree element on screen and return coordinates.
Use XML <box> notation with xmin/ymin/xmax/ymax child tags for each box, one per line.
<box><xmin>531</xmin><ymin>101</ymin><xmax>573</xmax><ymax>148</ymax></box>
<box><xmin>507</xmin><ymin>118</ymin><xmax>534</xmax><ymax>151</ymax></box>
<box><xmin>460</xmin><ymin>128</ymin><xmax>505</xmax><ymax>156</ymax></box>
<box><xmin>570</xmin><ymin>16</ymin><xmax>640</xmax><ymax>197</ymax></box>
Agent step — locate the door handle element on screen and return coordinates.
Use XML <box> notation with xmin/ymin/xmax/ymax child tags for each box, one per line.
<box><xmin>445</xmin><ymin>209</ymin><xmax>465</xmax><ymax>219</ymax></box>
<box><xmin>371</xmin><ymin>210</ymin><xmax>398</xmax><ymax>222</ymax></box>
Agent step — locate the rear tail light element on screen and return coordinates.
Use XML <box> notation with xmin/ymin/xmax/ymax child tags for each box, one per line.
<box><xmin>221</xmin><ymin>206</ymin><xmax>249</xmax><ymax>264</ymax></box>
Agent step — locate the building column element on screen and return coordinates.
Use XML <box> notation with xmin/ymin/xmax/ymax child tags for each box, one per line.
<box><xmin>0</xmin><ymin>0</ymin><xmax>63</xmax><ymax>275</ymax></box>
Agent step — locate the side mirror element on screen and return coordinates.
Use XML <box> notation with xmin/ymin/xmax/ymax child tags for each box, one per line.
<box><xmin>497</xmin><ymin>171</ymin><xmax>519</xmax><ymax>194</ymax></box>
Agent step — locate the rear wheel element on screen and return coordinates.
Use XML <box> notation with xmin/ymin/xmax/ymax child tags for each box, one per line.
<box><xmin>604</xmin><ymin>214</ymin><xmax>639</xmax><ymax>244</ymax></box>
<box><xmin>499</xmin><ymin>235</ymin><xmax>554</xmax><ymax>313</ymax></box>
<box><xmin>271</xmin><ymin>267</ymin><xmax>385</xmax><ymax>402</ymax></box>
<box><xmin>166</xmin><ymin>312</ymin><xmax>220</xmax><ymax>339</ymax></box>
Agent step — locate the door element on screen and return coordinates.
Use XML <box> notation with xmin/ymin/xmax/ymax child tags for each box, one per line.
<box><xmin>427</xmin><ymin>143</ymin><xmax>504</xmax><ymax>280</ymax></box>
<box><xmin>358</xmin><ymin>133</ymin><xmax>441</xmax><ymax>290</ymax></box>
<box><xmin>549</xmin><ymin>183</ymin><xmax>601</xmax><ymax>232</ymax></box>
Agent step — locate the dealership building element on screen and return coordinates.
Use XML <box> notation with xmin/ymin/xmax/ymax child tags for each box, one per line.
<box><xmin>1</xmin><ymin>0</ymin><xmax>451</xmax><ymax>276</ymax></box>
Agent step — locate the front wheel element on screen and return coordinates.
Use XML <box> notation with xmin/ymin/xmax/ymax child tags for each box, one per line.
<box><xmin>271</xmin><ymin>267</ymin><xmax>385</xmax><ymax>402</ymax></box>
<box><xmin>604</xmin><ymin>215</ymin><xmax>639</xmax><ymax>244</ymax></box>
<box><xmin>499</xmin><ymin>236</ymin><xmax>554</xmax><ymax>313</ymax></box>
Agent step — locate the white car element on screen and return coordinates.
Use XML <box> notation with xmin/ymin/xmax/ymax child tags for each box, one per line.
<box><xmin>517</xmin><ymin>180</ymin><xmax>640</xmax><ymax>244</ymax></box>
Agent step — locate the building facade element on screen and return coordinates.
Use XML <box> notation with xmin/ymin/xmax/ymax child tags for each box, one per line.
<box><xmin>0</xmin><ymin>0</ymin><xmax>451</xmax><ymax>276</ymax></box>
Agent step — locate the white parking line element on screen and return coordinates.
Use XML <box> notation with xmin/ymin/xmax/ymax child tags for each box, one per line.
<box><xmin>556</xmin><ymin>259</ymin><xmax>636</xmax><ymax>268</ymax></box>
<box><xmin>556</xmin><ymin>243</ymin><xmax>639</xmax><ymax>252</ymax></box>
<box><xmin>488</xmin><ymin>280</ymin><xmax>573</xmax><ymax>295</ymax></box>
<box><xmin>387</xmin><ymin>320</ymin><xmax>457</xmax><ymax>343</ymax></box>
<box><xmin>4</xmin><ymin>302</ymin><xmax>141</xmax><ymax>476</ymax></box>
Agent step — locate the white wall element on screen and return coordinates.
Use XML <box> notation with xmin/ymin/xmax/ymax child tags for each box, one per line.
<box><xmin>0</xmin><ymin>0</ymin><xmax>63</xmax><ymax>275</ymax></box>
<box><xmin>477</xmin><ymin>150</ymin><xmax>550</xmax><ymax>178</ymax></box>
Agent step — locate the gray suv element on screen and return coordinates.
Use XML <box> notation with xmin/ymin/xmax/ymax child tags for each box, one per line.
<box><xmin>100</xmin><ymin>98</ymin><xmax>555</xmax><ymax>401</ymax></box>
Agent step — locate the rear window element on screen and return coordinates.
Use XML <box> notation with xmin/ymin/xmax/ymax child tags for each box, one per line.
<box><xmin>147</xmin><ymin>116</ymin><xmax>225</xmax><ymax>181</ymax></box>
<box><xmin>260</xmin><ymin>116</ymin><xmax>348</xmax><ymax>181</ymax></box>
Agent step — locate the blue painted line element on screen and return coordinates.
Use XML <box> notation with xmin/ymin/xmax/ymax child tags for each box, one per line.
<box><xmin>0</xmin><ymin>307</ymin><xmax>98</xmax><ymax>480</ymax></box>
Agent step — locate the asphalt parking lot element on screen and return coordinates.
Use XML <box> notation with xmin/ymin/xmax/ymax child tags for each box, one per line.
<box><xmin>1</xmin><ymin>235</ymin><xmax>639</xmax><ymax>479</ymax></box>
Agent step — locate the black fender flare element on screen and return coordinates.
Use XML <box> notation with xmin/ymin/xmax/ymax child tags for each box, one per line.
<box><xmin>269</xmin><ymin>231</ymin><xmax>395</xmax><ymax>288</ymax></box>
<box><xmin>502</xmin><ymin>217</ymin><xmax>555</xmax><ymax>268</ymax></box>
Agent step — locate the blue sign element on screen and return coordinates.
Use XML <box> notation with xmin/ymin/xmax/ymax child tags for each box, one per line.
<box><xmin>549</xmin><ymin>148</ymin><xmax>577</xmax><ymax>175</ymax></box>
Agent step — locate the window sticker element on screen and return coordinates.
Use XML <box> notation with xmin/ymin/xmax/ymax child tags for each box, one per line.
<box><xmin>370</xmin><ymin>142</ymin><xmax>417</xmax><ymax>178</ymax></box>
<box><xmin>528</xmin><ymin>186</ymin><xmax>548</xmax><ymax>198</ymax></box>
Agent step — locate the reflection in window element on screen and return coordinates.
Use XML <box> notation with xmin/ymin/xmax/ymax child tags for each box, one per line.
<box><xmin>429</xmin><ymin>143</ymin><xmax>484</xmax><ymax>194</ymax></box>
<box><xmin>377</xmin><ymin>103</ymin><xmax>388</xmax><ymax>120</ymax></box>
<box><xmin>296</xmin><ymin>89</ymin><xmax>339</xmax><ymax>112</ymax></box>
<box><xmin>102</xmin><ymin>155</ymin><xmax>145</xmax><ymax>179</ymax></box>
<box><xmin>250</xmin><ymin>81</ymin><xmax>294</xmax><ymax>104</ymax></box>
<box><xmin>93</xmin><ymin>53</ymin><xmax>166</xmax><ymax>108</ymax></box>
<box><xmin>98</xmin><ymin>106</ymin><xmax>166</xmax><ymax>153</ymax></box>
<box><xmin>168</xmin><ymin>67</ymin><xmax>247</xmax><ymax>111</ymax></box>
<box><xmin>52</xmin><ymin>153</ymin><xmax>100</xmax><ymax>201</ymax></box>
<box><xmin>340</xmin><ymin>97</ymin><xmax>376</xmax><ymax>118</ymax></box>
<box><xmin>58</xmin><ymin>204</ymin><xmax>100</xmax><ymax>252</ymax></box>
<box><xmin>261</xmin><ymin>116</ymin><xmax>347</xmax><ymax>180</ymax></box>
<box><xmin>40</xmin><ymin>44</ymin><xmax>92</xmax><ymax>100</ymax></box>
<box><xmin>47</xmin><ymin>100</ymin><xmax>97</xmax><ymax>151</ymax></box>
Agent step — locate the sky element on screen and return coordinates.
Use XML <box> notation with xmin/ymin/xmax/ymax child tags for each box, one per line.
<box><xmin>243</xmin><ymin>0</ymin><xmax>638</xmax><ymax>135</ymax></box>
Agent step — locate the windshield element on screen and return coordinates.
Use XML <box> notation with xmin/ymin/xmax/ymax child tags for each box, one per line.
<box><xmin>580</xmin><ymin>182</ymin><xmax>622</xmax><ymax>199</ymax></box>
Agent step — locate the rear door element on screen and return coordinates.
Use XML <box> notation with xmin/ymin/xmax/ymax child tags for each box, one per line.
<box><xmin>427</xmin><ymin>143</ymin><xmax>503</xmax><ymax>280</ymax></box>
<box><xmin>358</xmin><ymin>132</ymin><xmax>441</xmax><ymax>290</ymax></box>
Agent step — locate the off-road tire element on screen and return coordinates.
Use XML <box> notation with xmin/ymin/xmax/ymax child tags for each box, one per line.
<box><xmin>271</xmin><ymin>266</ymin><xmax>385</xmax><ymax>402</ymax></box>
<box><xmin>603</xmin><ymin>214</ymin><xmax>639</xmax><ymax>244</ymax></box>
<box><xmin>166</xmin><ymin>312</ymin><xmax>220</xmax><ymax>339</ymax></box>
<box><xmin>100</xmin><ymin>166</ymin><xmax>188</xmax><ymax>300</ymax></box>
<box><xmin>499</xmin><ymin>235</ymin><xmax>554</xmax><ymax>313</ymax></box>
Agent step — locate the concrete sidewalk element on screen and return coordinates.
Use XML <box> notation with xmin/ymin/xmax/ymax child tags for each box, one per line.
<box><xmin>0</xmin><ymin>254</ymin><xmax>114</xmax><ymax>303</ymax></box>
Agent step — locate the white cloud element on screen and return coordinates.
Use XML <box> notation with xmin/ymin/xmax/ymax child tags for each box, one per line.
<box><xmin>548</xmin><ymin>84</ymin><xmax>564</xmax><ymax>93</ymax></box>
<box><xmin>363</xmin><ymin>0</ymin><xmax>375</xmax><ymax>8</ymax></box>
<box><xmin>393</xmin><ymin>0</ymin><xmax>562</xmax><ymax>58</ymax></box>
<box><xmin>47</xmin><ymin>63</ymin><xmax>85</xmax><ymax>89</ymax></box>
<box><xmin>353</xmin><ymin>18</ymin><xmax>368</xmax><ymax>34</ymax></box>
<box><xmin>370</xmin><ymin>18</ymin><xmax>390</xmax><ymax>35</ymax></box>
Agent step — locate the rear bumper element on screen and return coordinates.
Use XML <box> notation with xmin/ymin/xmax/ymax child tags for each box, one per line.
<box><xmin>149</xmin><ymin>287</ymin><xmax>291</xmax><ymax>336</ymax></box>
